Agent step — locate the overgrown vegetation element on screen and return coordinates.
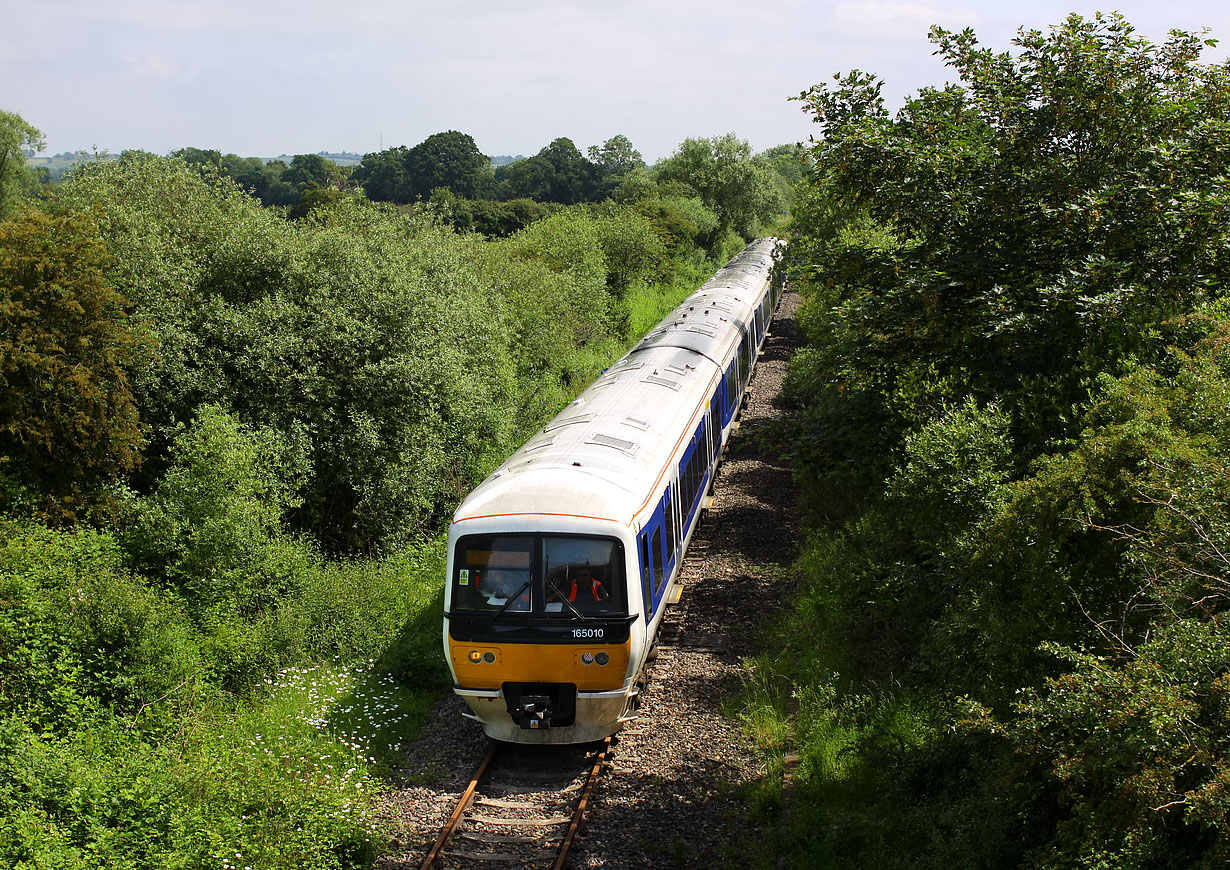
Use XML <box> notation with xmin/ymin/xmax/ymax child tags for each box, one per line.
<box><xmin>740</xmin><ymin>13</ymin><xmax>1230</xmax><ymax>868</ymax></box>
<box><xmin>0</xmin><ymin>116</ymin><xmax>782</xmax><ymax>866</ymax></box>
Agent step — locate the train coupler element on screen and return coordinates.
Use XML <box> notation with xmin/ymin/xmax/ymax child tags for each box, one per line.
<box><xmin>503</xmin><ymin>682</ymin><xmax>577</xmax><ymax>729</ymax></box>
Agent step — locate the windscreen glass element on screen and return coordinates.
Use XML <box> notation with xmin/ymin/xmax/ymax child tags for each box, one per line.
<box><xmin>451</xmin><ymin>534</ymin><xmax>625</xmax><ymax>618</ymax></box>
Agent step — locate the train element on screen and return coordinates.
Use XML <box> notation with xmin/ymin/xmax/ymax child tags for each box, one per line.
<box><xmin>441</xmin><ymin>237</ymin><xmax>783</xmax><ymax>744</ymax></box>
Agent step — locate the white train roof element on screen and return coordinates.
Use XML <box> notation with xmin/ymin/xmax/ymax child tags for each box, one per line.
<box><xmin>452</xmin><ymin>238</ymin><xmax>778</xmax><ymax>533</ymax></box>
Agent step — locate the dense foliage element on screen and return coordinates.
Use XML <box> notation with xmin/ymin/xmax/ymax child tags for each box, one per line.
<box><xmin>0</xmin><ymin>210</ymin><xmax>149</xmax><ymax>522</ymax></box>
<box><xmin>0</xmin><ymin>108</ymin><xmax>773</xmax><ymax>864</ymax></box>
<box><xmin>746</xmin><ymin>13</ymin><xmax>1230</xmax><ymax>868</ymax></box>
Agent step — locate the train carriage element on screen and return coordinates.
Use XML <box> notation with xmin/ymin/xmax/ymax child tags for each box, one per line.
<box><xmin>442</xmin><ymin>238</ymin><xmax>781</xmax><ymax>743</ymax></box>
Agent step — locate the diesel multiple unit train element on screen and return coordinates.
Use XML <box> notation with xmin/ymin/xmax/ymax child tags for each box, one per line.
<box><xmin>442</xmin><ymin>238</ymin><xmax>782</xmax><ymax>743</ymax></box>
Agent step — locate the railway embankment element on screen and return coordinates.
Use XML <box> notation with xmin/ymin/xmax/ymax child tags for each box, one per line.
<box><xmin>377</xmin><ymin>288</ymin><xmax>802</xmax><ymax>868</ymax></box>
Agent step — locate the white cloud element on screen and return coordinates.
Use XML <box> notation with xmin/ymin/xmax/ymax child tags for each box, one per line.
<box><xmin>832</xmin><ymin>1</ymin><xmax>979</xmax><ymax>41</ymax></box>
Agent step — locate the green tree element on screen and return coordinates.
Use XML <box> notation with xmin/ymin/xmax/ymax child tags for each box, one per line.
<box><xmin>0</xmin><ymin>110</ymin><xmax>45</xmax><ymax>217</ymax></box>
<box><xmin>52</xmin><ymin>156</ymin><xmax>521</xmax><ymax>552</ymax></box>
<box><xmin>353</xmin><ymin>145</ymin><xmax>410</xmax><ymax>202</ymax></box>
<box><xmin>770</xmin><ymin>14</ymin><xmax>1230</xmax><ymax>868</ymax></box>
<box><xmin>589</xmin><ymin>134</ymin><xmax>645</xmax><ymax>198</ymax></box>
<box><xmin>355</xmin><ymin>133</ymin><xmax>493</xmax><ymax>204</ymax></box>
<box><xmin>0</xmin><ymin>210</ymin><xmax>149</xmax><ymax>521</ymax></box>
<box><xmin>405</xmin><ymin>130</ymin><xmax>491</xmax><ymax>201</ymax></box>
<box><xmin>256</xmin><ymin>158</ymin><xmax>297</xmax><ymax>206</ymax></box>
<box><xmin>755</xmin><ymin>142</ymin><xmax>811</xmax><ymax>212</ymax></box>
<box><xmin>587</xmin><ymin>134</ymin><xmax>644</xmax><ymax>175</ymax></box>
<box><xmin>788</xmin><ymin>13</ymin><xmax>1230</xmax><ymax>478</ymax></box>
<box><xmin>219</xmin><ymin>153</ymin><xmax>270</xmax><ymax>199</ymax></box>
<box><xmin>281</xmin><ymin>153</ymin><xmax>348</xmax><ymax>193</ymax></box>
<box><xmin>654</xmin><ymin>133</ymin><xmax>781</xmax><ymax>243</ymax></box>
<box><xmin>170</xmin><ymin>147</ymin><xmax>222</xmax><ymax>171</ymax></box>
<box><xmin>497</xmin><ymin>138</ymin><xmax>600</xmax><ymax>204</ymax></box>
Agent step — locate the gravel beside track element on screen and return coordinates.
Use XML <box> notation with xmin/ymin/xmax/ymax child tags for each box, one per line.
<box><xmin>377</xmin><ymin>290</ymin><xmax>802</xmax><ymax>869</ymax></box>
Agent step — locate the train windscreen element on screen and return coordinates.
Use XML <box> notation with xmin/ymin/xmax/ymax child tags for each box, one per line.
<box><xmin>452</xmin><ymin>534</ymin><xmax>625</xmax><ymax>618</ymax></box>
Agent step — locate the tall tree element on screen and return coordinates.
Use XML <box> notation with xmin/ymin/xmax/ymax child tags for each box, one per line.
<box><xmin>588</xmin><ymin>134</ymin><xmax>644</xmax><ymax>175</ymax></box>
<box><xmin>0</xmin><ymin>210</ymin><xmax>149</xmax><ymax>520</ymax></box>
<box><xmin>0</xmin><ymin>110</ymin><xmax>45</xmax><ymax>217</ymax></box>
<box><xmin>220</xmin><ymin>153</ymin><xmax>270</xmax><ymax>199</ymax></box>
<box><xmin>405</xmin><ymin>130</ymin><xmax>491</xmax><ymax>200</ymax></box>
<box><xmin>353</xmin><ymin>146</ymin><xmax>410</xmax><ymax>202</ymax></box>
<box><xmin>170</xmin><ymin>147</ymin><xmax>222</xmax><ymax>171</ymax></box>
<box><xmin>281</xmin><ymin>154</ymin><xmax>347</xmax><ymax>192</ymax></box>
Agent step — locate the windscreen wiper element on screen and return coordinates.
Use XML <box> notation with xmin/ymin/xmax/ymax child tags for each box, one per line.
<box><xmin>548</xmin><ymin>581</ymin><xmax>589</xmax><ymax>622</ymax></box>
<box><xmin>490</xmin><ymin>579</ymin><xmax>532</xmax><ymax>620</ymax></box>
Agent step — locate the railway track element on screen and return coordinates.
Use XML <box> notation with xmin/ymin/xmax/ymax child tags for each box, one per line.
<box><xmin>420</xmin><ymin>737</ymin><xmax>612</xmax><ymax>869</ymax></box>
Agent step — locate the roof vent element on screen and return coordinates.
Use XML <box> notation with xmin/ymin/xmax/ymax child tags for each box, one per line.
<box><xmin>587</xmin><ymin>433</ymin><xmax>639</xmax><ymax>455</ymax></box>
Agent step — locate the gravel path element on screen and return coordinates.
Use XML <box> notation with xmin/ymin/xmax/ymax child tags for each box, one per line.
<box><xmin>377</xmin><ymin>289</ymin><xmax>802</xmax><ymax>869</ymax></box>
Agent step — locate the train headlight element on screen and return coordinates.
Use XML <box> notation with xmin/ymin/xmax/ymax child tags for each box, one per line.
<box><xmin>581</xmin><ymin>652</ymin><xmax>595</xmax><ymax>665</ymax></box>
<box><xmin>468</xmin><ymin>650</ymin><xmax>482</xmax><ymax>663</ymax></box>
<box><xmin>483</xmin><ymin>651</ymin><xmax>496</xmax><ymax>664</ymax></box>
<box><xmin>595</xmin><ymin>652</ymin><xmax>610</xmax><ymax>666</ymax></box>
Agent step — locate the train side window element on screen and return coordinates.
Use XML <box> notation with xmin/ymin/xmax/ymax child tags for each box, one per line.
<box><xmin>724</xmin><ymin>364</ymin><xmax>737</xmax><ymax>422</ymax></box>
<box><xmin>640</xmin><ymin>532</ymin><xmax>653</xmax><ymax>616</ymax></box>
<box><xmin>692</xmin><ymin>428</ymin><xmax>703</xmax><ymax>505</ymax></box>
<box><xmin>688</xmin><ymin>453</ymin><xmax>697</xmax><ymax>512</ymax></box>
<box><xmin>651</xmin><ymin>527</ymin><xmax>663</xmax><ymax>596</ymax></box>
<box><xmin>682</xmin><ymin>443</ymin><xmax>695</xmax><ymax>514</ymax></box>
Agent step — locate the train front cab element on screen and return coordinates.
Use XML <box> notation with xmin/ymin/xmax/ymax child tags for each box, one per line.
<box><xmin>444</xmin><ymin>525</ymin><xmax>647</xmax><ymax>744</ymax></box>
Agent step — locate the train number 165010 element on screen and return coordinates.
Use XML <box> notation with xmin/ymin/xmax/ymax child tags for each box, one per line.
<box><xmin>572</xmin><ymin>627</ymin><xmax>604</xmax><ymax>639</ymax></box>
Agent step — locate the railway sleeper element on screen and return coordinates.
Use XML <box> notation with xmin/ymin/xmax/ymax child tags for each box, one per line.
<box><xmin>448</xmin><ymin>849</ymin><xmax>555</xmax><ymax>863</ymax></box>
<box><xmin>458</xmin><ymin>830</ymin><xmax>545</xmax><ymax>845</ymax></box>
<box><xmin>467</xmin><ymin>813</ymin><xmax>570</xmax><ymax>826</ymax></box>
<box><xmin>473</xmin><ymin>796</ymin><xmax>547</xmax><ymax>810</ymax></box>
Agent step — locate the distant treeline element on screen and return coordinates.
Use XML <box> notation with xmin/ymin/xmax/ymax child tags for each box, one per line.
<box><xmin>153</xmin><ymin>130</ymin><xmax>807</xmax><ymax>240</ymax></box>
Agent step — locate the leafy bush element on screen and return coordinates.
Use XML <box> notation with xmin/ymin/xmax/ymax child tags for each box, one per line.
<box><xmin>125</xmin><ymin>405</ymin><xmax>309</xmax><ymax>613</ymax></box>
<box><xmin>0</xmin><ymin>521</ymin><xmax>193</xmax><ymax>727</ymax></box>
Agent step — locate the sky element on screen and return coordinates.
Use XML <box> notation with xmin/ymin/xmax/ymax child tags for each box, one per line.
<box><xmin>5</xmin><ymin>0</ymin><xmax>1230</xmax><ymax>164</ymax></box>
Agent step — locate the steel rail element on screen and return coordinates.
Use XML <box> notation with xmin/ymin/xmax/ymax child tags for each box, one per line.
<box><xmin>419</xmin><ymin>741</ymin><xmax>499</xmax><ymax>869</ymax></box>
<box><xmin>553</xmin><ymin>737</ymin><xmax>612</xmax><ymax>870</ymax></box>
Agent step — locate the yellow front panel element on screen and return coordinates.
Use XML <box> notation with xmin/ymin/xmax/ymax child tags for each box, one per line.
<box><xmin>449</xmin><ymin>640</ymin><xmax>630</xmax><ymax>691</ymax></box>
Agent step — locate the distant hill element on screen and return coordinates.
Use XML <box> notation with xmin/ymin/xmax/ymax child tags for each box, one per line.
<box><xmin>272</xmin><ymin>151</ymin><xmax>364</xmax><ymax>167</ymax></box>
<box><xmin>26</xmin><ymin>151</ymin><xmax>118</xmax><ymax>181</ymax></box>
<box><xmin>26</xmin><ymin>149</ymin><xmax>519</xmax><ymax>181</ymax></box>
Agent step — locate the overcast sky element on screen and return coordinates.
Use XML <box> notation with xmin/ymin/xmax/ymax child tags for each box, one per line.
<box><xmin>5</xmin><ymin>1</ymin><xmax>1229</xmax><ymax>163</ymax></box>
